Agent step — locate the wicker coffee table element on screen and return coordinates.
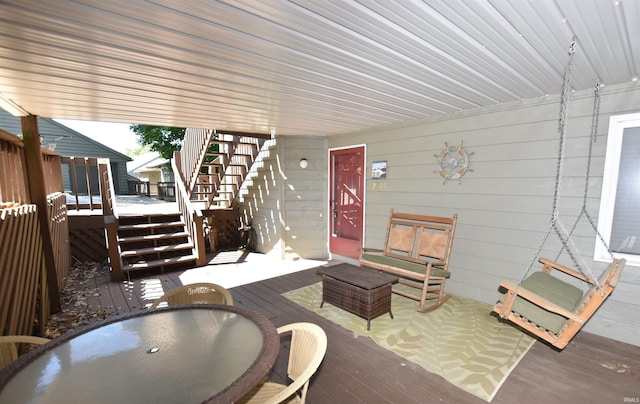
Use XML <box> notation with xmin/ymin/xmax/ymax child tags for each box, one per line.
<box><xmin>317</xmin><ymin>263</ymin><xmax>398</xmax><ymax>330</ymax></box>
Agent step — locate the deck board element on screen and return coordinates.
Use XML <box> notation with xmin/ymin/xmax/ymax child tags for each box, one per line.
<box><xmin>74</xmin><ymin>260</ymin><xmax>640</xmax><ymax>404</ymax></box>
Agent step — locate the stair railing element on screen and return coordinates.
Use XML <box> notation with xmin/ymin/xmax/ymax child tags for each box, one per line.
<box><xmin>173</xmin><ymin>151</ymin><xmax>206</xmax><ymax>266</ymax></box>
<box><xmin>180</xmin><ymin>128</ymin><xmax>215</xmax><ymax>195</ymax></box>
<box><xmin>98</xmin><ymin>158</ymin><xmax>125</xmax><ymax>281</ymax></box>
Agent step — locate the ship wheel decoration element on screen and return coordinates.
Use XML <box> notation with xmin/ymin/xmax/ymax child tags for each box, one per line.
<box><xmin>434</xmin><ymin>141</ymin><xmax>473</xmax><ymax>184</ymax></box>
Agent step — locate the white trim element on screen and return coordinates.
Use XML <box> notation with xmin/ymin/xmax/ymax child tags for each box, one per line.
<box><xmin>595</xmin><ymin>112</ymin><xmax>640</xmax><ymax>266</ymax></box>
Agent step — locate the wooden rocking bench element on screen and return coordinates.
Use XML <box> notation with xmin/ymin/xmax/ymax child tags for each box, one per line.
<box><xmin>493</xmin><ymin>257</ymin><xmax>626</xmax><ymax>350</ymax></box>
<box><xmin>359</xmin><ymin>209</ymin><xmax>458</xmax><ymax>312</ymax></box>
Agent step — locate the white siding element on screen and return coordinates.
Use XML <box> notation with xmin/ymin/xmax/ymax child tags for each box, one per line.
<box><xmin>329</xmin><ymin>81</ymin><xmax>640</xmax><ymax>347</ymax></box>
<box><xmin>238</xmin><ymin>136</ymin><xmax>329</xmax><ymax>260</ymax></box>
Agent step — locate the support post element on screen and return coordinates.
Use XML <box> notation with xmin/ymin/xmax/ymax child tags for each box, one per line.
<box><xmin>21</xmin><ymin>115</ymin><xmax>62</xmax><ymax>313</ymax></box>
<box><xmin>105</xmin><ymin>215</ymin><xmax>123</xmax><ymax>281</ymax></box>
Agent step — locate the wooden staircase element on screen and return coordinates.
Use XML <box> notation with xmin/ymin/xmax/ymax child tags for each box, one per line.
<box><xmin>106</xmin><ymin>130</ymin><xmax>270</xmax><ymax>281</ymax></box>
<box><xmin>115</xmin><ymin>213</ymin><xmax>198</xmax><ymax>277</ymax></box>
<box><xmin>189</xmin><ymin>132</ymin><xmax>268</xmax><ymax>209</ymax></box>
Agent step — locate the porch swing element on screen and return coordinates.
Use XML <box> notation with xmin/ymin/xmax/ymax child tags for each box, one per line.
<box><xmin>492</xmin><ymin>41</ymin><xmax>626</xmax><ymax>350</ymax></box>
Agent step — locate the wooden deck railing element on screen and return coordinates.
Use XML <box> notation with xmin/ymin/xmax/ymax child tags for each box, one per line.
<box><xmin>173</xmin><ymin>151</ymin><xmax>206</xmax><ymax>266</ymax></box>
<box><xmin>0</xmin><ymin>205</ymin><xmax>45</xmax><ymax>336</ymax></box>
<box><xmin>98</xmin><ymin>158</ymin><xmax>117</xmax><ymax>217</ymax></box>
<box><xmin>97</xmin><ymin>158</ymin><xmax>125</xmax><ymax>281</ymax></box>
<box><xmin>157</xmin><ymin>182</ymin><xmax>176</xmax><ymax>201</ymax></box>
<box><xmin>180</xmin><ymin>128</ymin><xmax>214</xmax><ymax>193</ymax></box>
<box><xmin>0</xmin><ymin>129</ymin><xmax>63</xmax><ymax>203</ymax></box>
<box><xmin>43</xmin><ymin>192</ymin><xmax>71</xmax><ymax>325</ymax></box>
<box><xmin>0</xmin><ymin>129</ymin><xmax>29</xmax><ymax>203</ymax></box>
<box><xmin>61</xmin><ymin>156</ymin><xmax>102</xmax><ymax>211</ymax></box>
<box><xmin>128</xmin><ymin>180</ymin><xmax>150</xmax><ymax>196</ymax></box>
<box><xmin>0</xmin><ymin>128</ymin><xmax>67</xmax><ymax>336</ymax></box>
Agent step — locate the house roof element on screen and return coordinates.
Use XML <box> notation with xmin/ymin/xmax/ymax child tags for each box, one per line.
<box><xmin>0</xmin><ymin>109</ymin><xmax>132</xmax><ymax>162</ymax></box>
<box><xmin>0</xmin><ymin>1</ymin><xmax>638</xmax><ymax>136</ymax></box>
<box><xmin>127</xmin><ymin>152</ymin><xmax>168</xmax><ymax>175</ymax></box>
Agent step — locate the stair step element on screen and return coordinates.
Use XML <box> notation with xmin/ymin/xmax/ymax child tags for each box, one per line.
<box><xmin>123</xmin><ymin>255</ymin><xmax>198</xmax><ymax>271</ymax></box>
<box><xmin>209</xmin><ymin>139</ymin><xmax>257</xmax><ymax>146</ymax></box>
<box><xmin>205</xmin><ymin>152</ymin><xmax>253</xmax><ymax>157</ymax></box>
<box><xmin>118</xmin><ymin>221</ymin><xmax>185</xmax><ymax>231</ymax></box>
<box><xmin>118</xmin><ymin>213</ymin><xmax>181</xmax><ymax>220</ymax></box>
<box><xmin>118</xmin><ymin>231</ymin><xmax>190</xmax><ymax>243</ymax></box>
<box><xmin>121</xmin><ymin>243</ymin><xmax>193</xmax><ymax>257</ymax></box>
<box><xmin>209</xmin><ymin>139</ymin><xmax>257</xmax><ymax>145</ymax></box>
<box><xmin>202</xmin><ymin>162</ymin><xmax>247</xmax><ymax>167</ymax></box>
<box><xmin>192</xmin><ymin>190</ymin><xmax>235</xmax><ymax>195</ymax></box>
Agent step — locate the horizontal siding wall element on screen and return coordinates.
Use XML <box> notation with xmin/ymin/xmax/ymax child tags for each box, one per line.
<box><xmin>280</xmin><ymin>136</ymin><xmax>328</xmax><ymax>259</ymax></box>
<box><xmin>329</xmin><ymin>81</ymin><xmax>640</xmax><ymax>346</ymax></box>
<box><xmin>238</xmin><ymin>139</ymin><xmax>284</xmax><ymax>258</ymax></box>
<box><xmin>238</xmin><ymin>136</ymin><xmax>329</xmax><ymax>260</ymax></box>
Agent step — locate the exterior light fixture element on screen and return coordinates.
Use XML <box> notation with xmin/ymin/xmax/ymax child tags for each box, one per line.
<box><xmin>299</xmin><ymin>158</ymin><xmax>308</xmax><ymax>168</ymax></box>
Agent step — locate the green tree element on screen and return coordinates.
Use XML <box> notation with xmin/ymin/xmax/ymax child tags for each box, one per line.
<box><xmin>129</xmin><ymin>125</ymin><xmax>185</xmax><ymax>159</ymax></box>
<box><xmin>124</xmin><ymin>144</ymin><xmax>151</xmax><ymax>157</ymax></box>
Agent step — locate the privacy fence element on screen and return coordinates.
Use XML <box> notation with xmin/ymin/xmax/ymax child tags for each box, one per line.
<box><xmin>0</xmin><ymin>129</ymin><xmax>68</xmax><ymax>336</ymax></box>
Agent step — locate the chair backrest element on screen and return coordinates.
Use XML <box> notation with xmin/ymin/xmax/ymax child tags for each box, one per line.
<box><xmin>149</xmin><ymin>282</ymin><xmax>233</xmax><ymax>308</ymax></box>
<box><xmin>270</xmin><ymin>323</ymin><xmax>328</xmax><ymax>404</ymax></box>
<box><xmin>0</xmin><ymin>335</ymin><xmax>50</xmax><ymax>370</ymax></box>
<box><xmin>384</xmin><ymin>209</ymin><xmax>458</xmax><ymax>269</ymax></box>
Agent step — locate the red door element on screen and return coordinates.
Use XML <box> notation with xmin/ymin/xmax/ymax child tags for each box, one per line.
<box><xmin>329</xmin><ymin>146</ymin><xmax>365</xmax><ymax>259</ymax></box>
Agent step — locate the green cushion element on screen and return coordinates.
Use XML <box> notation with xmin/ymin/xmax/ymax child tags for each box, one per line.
<box><xmin>501</xmin><ymin>272</ymin><xmax>584</xmax><ymax>334</ymax></box>
<box><xmin>361</xmin><ymin>253</ymin><xmax>450</xmax><ymax>278</ymax></box>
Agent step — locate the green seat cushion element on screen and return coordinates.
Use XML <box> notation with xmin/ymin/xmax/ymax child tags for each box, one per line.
<box><xmin>361</xmin><ymin>253</ymin><xmax>450</xmax><ymax>278</ymax></box>
<box><xmin>501</xmin><ymin>271</ymin><xmax>584</xmax><ymax>334</ymax></box>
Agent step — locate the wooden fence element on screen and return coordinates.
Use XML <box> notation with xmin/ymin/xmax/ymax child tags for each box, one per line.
<box><xmin>0</xmin><ymin>129</ymin><xmax>68</xmax><ymax>336</ymax></box>
<box><xmin>0</xmin><ymin>205</ymin><xmax>44</xmax><ymax>336</ymax></box>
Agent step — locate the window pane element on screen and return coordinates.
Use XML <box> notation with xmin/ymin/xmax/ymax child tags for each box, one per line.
<box><xmin>610</xmin><ymin>127</ymin><xmax>640</xmax><ymax>254</ymax></box>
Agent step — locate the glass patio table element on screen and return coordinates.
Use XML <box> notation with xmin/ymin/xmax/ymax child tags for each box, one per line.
<box><xmin>0</xmin><ymin>304</ymin><xmax>279</xmax><ymax>403</ymax></box>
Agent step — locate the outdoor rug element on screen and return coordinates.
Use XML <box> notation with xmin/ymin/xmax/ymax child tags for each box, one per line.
<box><xmin>282</xmin><ymin>282</ymin><xmax>534</xmax><ymax>402</ymax></box>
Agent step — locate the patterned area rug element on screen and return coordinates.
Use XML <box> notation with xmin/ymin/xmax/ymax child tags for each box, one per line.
<box><xmin>282</xmin><ymin>282</ymin><xmax>534</xmax><ymax>402</ymax></box>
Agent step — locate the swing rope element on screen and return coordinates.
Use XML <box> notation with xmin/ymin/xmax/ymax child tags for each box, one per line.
<box><xmin>517</xmin><ymin>40</ymin><xmax>604</xmax><ymax>293</ymax></box>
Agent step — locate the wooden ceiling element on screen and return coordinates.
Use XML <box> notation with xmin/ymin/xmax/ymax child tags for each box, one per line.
<box><xmin>0</xmin><ymin>0</ymin><xmax>638</xmax><ymax>136</ymax></box>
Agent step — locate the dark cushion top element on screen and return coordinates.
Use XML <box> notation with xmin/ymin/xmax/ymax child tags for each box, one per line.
<box><xmin>361</xmin><ymin>253</ymin><xmax>450</xmax><ymax>278</ymax></box>
<box><xmin>501</xmin><ymin>271</ymin><xmax>584</xmax><ymax>334</ymax></box>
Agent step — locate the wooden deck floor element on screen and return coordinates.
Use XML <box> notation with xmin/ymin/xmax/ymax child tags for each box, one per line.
<box><xmin>74</xmin><ymin>258</ymin><xmax>639</xmax><ymax>404</ymax></box>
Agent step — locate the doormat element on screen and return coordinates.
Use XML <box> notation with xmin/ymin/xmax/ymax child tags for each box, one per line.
<box><xmin>282</xmin><ymin>282</ymin><xmax>534</xmax><ymax>402</ymax></box>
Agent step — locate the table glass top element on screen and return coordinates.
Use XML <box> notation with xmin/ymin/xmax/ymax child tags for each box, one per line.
<box><xmin>0</xmin><ymin>307</ymin><xmax>265</xmax><ymax>403</ymax></box>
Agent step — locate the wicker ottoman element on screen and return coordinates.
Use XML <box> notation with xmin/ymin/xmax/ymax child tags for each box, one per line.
<box><xmin>317</xmin><ymin>263</ymin><xmax>398</xmax><ymax>330</ymax></box>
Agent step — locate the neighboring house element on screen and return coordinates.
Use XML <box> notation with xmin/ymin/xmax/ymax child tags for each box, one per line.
<box><xmin>127</xmin><ymin>152</ymin><xmax>173</xmax><ymax>196</ymax></box>
<box><xmin>0</xmin><ymin>109</ymin><xmax>132</xmax><ymax>195</ymax></box>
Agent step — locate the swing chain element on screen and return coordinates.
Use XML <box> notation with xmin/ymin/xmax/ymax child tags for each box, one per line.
<box><xmin>516</xmin><ymin>40</ymin><xmax>611</xmax><ymax>300</ymax></box>
<box><xmin>520</xmin><ymin>42</ymin><xmax>575</xmax><ymax>284</ymax></box>
<box><xmin>583</xmin><ymin>80</ymin><xmax>600</xmax><ymax>206</ymax></box>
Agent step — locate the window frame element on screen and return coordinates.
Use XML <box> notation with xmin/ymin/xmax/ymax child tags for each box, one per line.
<box><xmin>595</xmin><ymin>112</ymin><xmax>640</xmax><ymax>267</ymax></box>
